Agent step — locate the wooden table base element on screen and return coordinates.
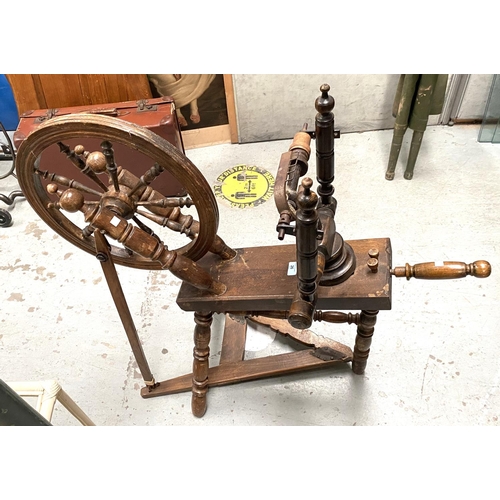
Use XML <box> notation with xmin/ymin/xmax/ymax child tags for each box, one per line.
<box><xmin>141</xmin><ymin>238</ymin><xmax>391</xmax><ymax>416</ymax></box>
<box><xmin>141</xmin><ymin>315</ymin><xmax>353</xmax><ymax>400</ymax></box>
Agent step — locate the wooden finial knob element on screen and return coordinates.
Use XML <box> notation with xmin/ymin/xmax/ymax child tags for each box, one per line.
<box><xmin>302</xmin><ymin>177</ymin><xmax>313</xmax><ymax>192</ymax></box>
<box><xmin>315</xmin><ymin>84</ymin><xmax>335</xmax><ymax>114</ymax></box>
<box><xmin>46</xmin><ymin>183</ymin><xmax>59</xmax><ymax>194</ymax></box>
<box><xmin>297</xmin><ymin>177</ymin><xmax>318</xmax><ymax>211</ymax></box>
<box><xmin>74</xmin><ymin>145</ymin><xmax>85</xmax><ymax>155</ymax></box>
<box><xmin>471</xmin><ymin>260</ymin><xmax>491</xmax><ymax>278</ymax></box>
<box><xmin>59</xmin><ymin>189</ymin><xmax>85</xmax><ymax>212</ymax></box>
<box><xmin>86</xmin><ymin>151</ymin><xmax>107</xmax><ymax>173</ymax></box>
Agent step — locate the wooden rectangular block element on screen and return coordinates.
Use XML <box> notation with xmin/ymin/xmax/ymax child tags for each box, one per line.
<box><xmin>177</xmin><ymin>238</ymin><xmax>392</xmax><ymax>312</ymax></box>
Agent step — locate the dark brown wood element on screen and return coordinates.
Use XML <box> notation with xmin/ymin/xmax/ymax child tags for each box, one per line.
<box><xmin>352</xmin><ymin>310</ymin><xmax>379</xmax><ymax>375</ymax></box>
<box><xmin>314</xmin><ymin>310</ymin><xmax>359</xmax><ymax>324</ymax></box>
<box><xmin>315</xmin><ymin>83</ymin><xmax>335</xmax><ymax>206</ymax></box>
<box><xmin>142</xmin><ymin>348</ymin><xmax>352</xmax><ymax>398</ymax></box>
<box><xmin>191</xmin><ymin>312</ymin><xmax>213</xmax><ymax>417</ymax></box>
<box><xmin>177</xmin><ymin>238</ymin><xmax>392</xmax><ymax>313</ymax></box>
<box><xmin>93</xmin><ymin>230</ymin><xmax>155</xmax><ymax>385</ymax></box>
<box><xmin>288</xmin><ymin>178</ymin><xmax>319</xmax><ymax>329</ymax></box>
<box><xmin>220</xmin><ymin>316</ymin><xmax>247</xmax><ymax>363</ymax></box>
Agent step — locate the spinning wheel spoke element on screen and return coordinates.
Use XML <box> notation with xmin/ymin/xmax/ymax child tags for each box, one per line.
<box><xmin>135</xmin><ymin>196</ymin><xmax>194</xmax><ymax>209</ymax></box>
<box><xmin>131</xmin><ymin>215</ymin><xmax>161</xmax><ymax>242</ymax></box>
<box><xmin>100</xmin><ymin>140</ymin><xmax>120</xmax><ymax>192</ymax></box>
<box><xmin>34</xmin><ymin>168</ymin><xmax>103</xmax><ymax>197</ymax></box>
<box><xmin>128</xmin><ymin>162</ymin><xmax>166</xmax><ymax>197</ymax></box>
<box><xmin>57</xmin><ymin>141</ymin><xmax>109</xmax><ymax>191</ymax></box>
<box><xmin>136</xmin><ymin>208</ymin><xmax>195</xmax><ymax>238</ymax></box>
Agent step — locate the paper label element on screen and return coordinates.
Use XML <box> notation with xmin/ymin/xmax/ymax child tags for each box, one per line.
<box><xmin>110</xmin><ymin>216</ymin><xmax>121</xmax><ymax>227</ymax></box>
<box><xmin>287</xmin><ymin>262</ymin><xmax>297</xmax><ymax>276</ymax></box>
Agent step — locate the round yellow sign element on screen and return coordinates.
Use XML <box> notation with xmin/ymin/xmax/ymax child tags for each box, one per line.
<box><xmin>214</xmin><ymin>164</ymin><xmax>275</xmax><ymax>208</ymax></box>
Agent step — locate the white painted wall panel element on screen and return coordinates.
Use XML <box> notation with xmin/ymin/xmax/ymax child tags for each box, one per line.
<box><xmin>233</xmin><ymin>74</ymin><xmax>400</xmax><ymax>143</ymax></box>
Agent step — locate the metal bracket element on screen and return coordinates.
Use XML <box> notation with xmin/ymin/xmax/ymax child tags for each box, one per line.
<box><xmin>311</xmin><ymin>346</ymin><xmax>348</xmax><ymax>361</ymax></box>
<box><xmin>304</xmin><ymin>130</ymin><xmax>340</xmax><ymax>139</ymax></box>
<box><xmin>35</xmin><ymin>109</ymin><xmax>58</xmax><ymax>123</ymax></box>
<box><xmin>137</xmin><ymin>99</ymin><xmax>158</xmax><ymax>112</ymax></box>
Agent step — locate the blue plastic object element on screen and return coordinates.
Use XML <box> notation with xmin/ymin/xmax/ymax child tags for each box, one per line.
<box><xmin>0</xmin><ymin>74</ymin><xmax>19</xmax><ymax>130</ymax></box>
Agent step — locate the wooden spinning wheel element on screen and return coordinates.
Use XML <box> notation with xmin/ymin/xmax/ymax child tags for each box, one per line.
<box><xmin>15</xmin><ymin>86</ymin><xmax>492</xmax><ymax>419</ymax></box>
<box><xmin>16</xmin><ymin>113</ymin><xmax>222</xmax><ymax>268</ymax></box>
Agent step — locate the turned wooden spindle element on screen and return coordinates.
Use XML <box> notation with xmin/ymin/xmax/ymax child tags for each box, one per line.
<box><xmin>135</xmin><ymin>209</ymin><xmax>195</xmax><ymax>237</ymax></box>
<box><xmin>36</xmin><ymin>169</ymin><xmax>102</xmax><ymax>196</ymax></box>
<box><xmin>101</xmin><ymin>141</ymin><xmax>120</xmax><ymax>191</ymax></box>
<box><xmin>58</xmin><ymin>142</ymin><xmax>108</xmax><ymax>191</ymax></box>
<box><xmin>128</xmin><ymin>163</ymin><xmax>165</xmax><ymax>197</ymax></box>
<box><xmin>191</xmin><ymin>311</ymin><xmax>213</xmax><ymax>418</ymax></box>
<box><xmin>314</xmin><ymin>310</ymin><xmax>360</xmax><ymax>325</ymax></box>
<box><xmin>315</xmin><ymin>83</ymin><xmax>336</xmax><ymax>207</ymax></box>
<box><xmin>136</xmin><ymin>196</ymin><xmax>194</xmax><ymax>209</ymax></box>
<box><xmin>391</xmin><ymin>260</ymin><xmax>492</xmax><ymax>280</ymax></box>
<box><xmin>288</xmin><ymin>177</ymin><xmax>319</xmax><ymax>330</ymax></box>
<box><xmin>352</xmin><ymin>310</ymin><xmax>379</xmax><ymax>375</ymax></box>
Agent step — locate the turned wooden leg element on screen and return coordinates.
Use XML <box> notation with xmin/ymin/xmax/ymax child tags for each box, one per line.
<box><xmin>191</xmin><ymin>311</ymin><xmax>213</xmax><ymax>417</ymax></box>
<box><xmin>352</xmin><ymin>310</ymin><xmax>379</xmax><ymax>375</ymax></box>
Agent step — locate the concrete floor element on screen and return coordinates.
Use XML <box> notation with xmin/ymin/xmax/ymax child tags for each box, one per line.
<box><xmin>1</xmin><ymin>124</ymin><xmax>499</xmax><ymax>426</ymax></box>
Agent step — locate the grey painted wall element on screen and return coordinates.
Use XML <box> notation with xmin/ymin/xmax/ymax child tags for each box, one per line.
<box><xmin>232</xmin><ymin>74</ymin><xmax>494</xmax><ymax>144</ymax></box>
<box><xmin>233</xmin><ymin>74</ymin><xmax>401</xmax><ymax>143</ymax></box>
<box><xmin>457</xmin><ymin>74</ymin><xmax>493</xmax><ymax>120</ymax></box>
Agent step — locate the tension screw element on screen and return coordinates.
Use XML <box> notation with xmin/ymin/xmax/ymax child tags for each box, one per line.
<box><xmin>368</xmin><ymin>248</ymin><xmax>379</xmax><ymax>259</ymax></box>
<box><xmin>367</xmin><ymin>258</ymin><xmax>379</xmax><ymax>273</ymax></box>
<box><xmin>95</xmin><ymin>252</ymin><xmax>108</xmax><ymax>262</ymax></box>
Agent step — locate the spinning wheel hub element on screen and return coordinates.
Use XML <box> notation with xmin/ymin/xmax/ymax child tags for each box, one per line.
<box><xmin>100</xmin><ymin>188</ymin><xmax>137</xmax><ymax>220</ymax></box>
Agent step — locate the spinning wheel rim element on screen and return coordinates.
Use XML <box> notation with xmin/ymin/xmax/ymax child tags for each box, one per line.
<box><xmin>16</xmin><ymin>113</ymin><xmax>219</xmax><ymax>268</ymax></box>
